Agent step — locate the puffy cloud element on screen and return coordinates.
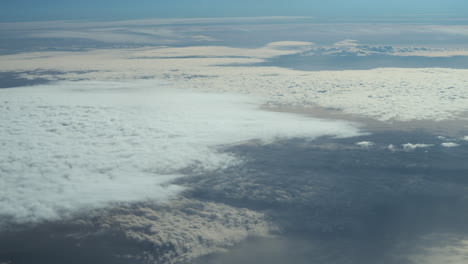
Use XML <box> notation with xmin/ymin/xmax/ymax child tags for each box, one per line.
<box><xmin>355</xmin><ymin>141</ymin><xmax>374</xmax><ymax>149</ymax></box>
<box><xmin>387</xmin><ymin>144</ymin><xmax>397</xmax><ymax>151</ymax></box>
<box><xmin>0</xmin><ymin>80</ymin><xmax>362</xmax><ymax>226</ymax></box>
<box><xmin>402</xmin><ymin>143</ymin><xmax>433</xmax><ymax>151</ymax></box>
<box><xmin>441</xmin><ymin>142</ymin><xmax>460</xmax><ymax>148</ymax></box>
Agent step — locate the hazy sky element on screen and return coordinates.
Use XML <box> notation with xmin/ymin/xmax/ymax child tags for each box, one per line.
<box><xmin>1</xmin><ymin>0</ymin><xmax>467</xmax><ymax>22</ymax></box>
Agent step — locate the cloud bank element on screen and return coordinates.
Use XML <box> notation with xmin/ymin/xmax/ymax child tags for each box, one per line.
<box><xmin>1</xmin><ymin>46</ymin><xmax>468</xmax><ymax>122</ymax></box>
<box><xmin>0</xmin><ymin>80</ymin><xmax>362</xmax><ymax>226</ymax></box>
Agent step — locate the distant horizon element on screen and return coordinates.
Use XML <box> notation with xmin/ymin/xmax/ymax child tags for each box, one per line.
<box><xmin>1</xmin><ymin>0</ymin><xmax>467</xmax><ymax>22</ymax></box>
<box><xmin>1</xmin><ymin>14</ymin><xmax>468</xmax><ymax>25</ymax></box>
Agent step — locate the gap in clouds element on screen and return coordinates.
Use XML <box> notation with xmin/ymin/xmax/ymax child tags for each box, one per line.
<box><xmin>0</xmin><ymin>80</ymin><xmax>363</xmax><ymax>227</ymax></box>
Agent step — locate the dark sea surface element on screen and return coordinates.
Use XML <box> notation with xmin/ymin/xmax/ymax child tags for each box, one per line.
<box><xmin>0</xmin><ymin>72</ymin><xmax>51</xmax><ymax>88</ymax></box>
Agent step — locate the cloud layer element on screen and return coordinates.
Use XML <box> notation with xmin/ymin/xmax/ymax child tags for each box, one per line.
<box><xmin>1</xmin><ymin>45</ymin><xmax>468</xmax><ymax>122</ymax></box>
<box><xmin>0</xmin><ymin>80</ymin><xmax>361</xmax><ymax>226</ymax></box>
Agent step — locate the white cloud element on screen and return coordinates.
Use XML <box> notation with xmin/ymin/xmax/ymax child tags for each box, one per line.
<box><xmin>1</xmin><ymin>47</ymin><xmax>468</xmax><ymax>122</ymax></box>
<box><xmin>191</xmin><ymin>35</ymin><xmax>219</xmax><ymax>42</ymax></box>
<box><xmin>333</xmin><ymin>39</ymin><xmax>360</xmax><ymax>47</ymax></box>
<box><xmin>402</xmin><ymin>143</ymin><xmax>433</xmax><ymax>151</ymax></box>
<box><xmin>356</xmin><ymin>141</ymin><xmax>374</xmax><ymax>149</ymax></box>
<box><xmin>418</xmin><ymin>25</ymin><xmax>468</xmax><ymax>37</ymax></box>
<box><xmin>462</xmin><ymin>136</ymin><xmax>468</xmax><ymax>141</ymax></box>
<box><xmin>0</xmin><ymin>80</ymin><xmax>362</xmax><ymax>226</ymax></box>
<box><xmin>264</xmin><ymin>41</ymin><xmax>315</xmax><ymax>50</ymax></box>
<box><xmin>387</xmin><ymin>144</ymin><xmax>397</xmax><ymax>151</ymax></box>
<box><xmin>441</xmin><ymin>142</ymin><xmax>460</xmax><ymax>148</ymax></box>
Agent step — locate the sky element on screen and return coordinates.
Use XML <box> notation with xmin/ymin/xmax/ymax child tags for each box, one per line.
<box><xmin>1</xmin><ymin>0</ymin><xmax>467</xmax><ymax>22</ymax></box>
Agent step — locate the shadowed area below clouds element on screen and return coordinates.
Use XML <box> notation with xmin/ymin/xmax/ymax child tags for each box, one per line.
<box><xmin>184</xmin><ymin>131</ymin><xmax>468</xmax><ymax>264</ymax></box>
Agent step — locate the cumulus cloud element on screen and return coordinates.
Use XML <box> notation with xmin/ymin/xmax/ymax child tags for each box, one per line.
<box><xmin>355</xmin><ymin>141</ymin><xmax>374</xmax><ymax>149</ymax></box>
<box><xmin>387</xmin><ymin>144</ymin><xmax>397</xmax><ymax>151</ymax></box>
<box><xmin>0</xmin><ymin>80</ymin><xmax>362</xmax><ymax>226</ymax></box>
<box><xmin>441</xmin><ymin>142</ymin><xmax>460</xmax><ymax>148</ymax></box>
<box><xmin>402</xmin><ymin>143</ymin><xmax>433</xmax><ymax>151</ymax></box>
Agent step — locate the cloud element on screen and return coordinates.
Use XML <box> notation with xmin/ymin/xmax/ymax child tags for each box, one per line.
<box><xmin>333</xmin><ymin>39</ymin><xmax>360</xmax><ymax>47</ymax></box>
<box><xmin>9</xmin><ymin>16</ymin><xmax>309</xmax><ymax>45</ymax></box>
<box><xmin>0</xmin><ymin>16</ymin><xmax>312</xmax><ymax>30</ymax></box>
<box><xmin>191</xmin><ymin>35</ymin><xmax>219</xmax><ymax>42</ymax></box>
<box><xmin>264</xmin><ymin>41</ymin><xmax>315</xmax><ymax>51</ymax></box>
<box><xmin>27</xmin><ymin>28</ymin><xmax>216</xmax><ymax>45</ymax></box>
<box><xmin>441</xmin><ymin>142</ymin><xmax>460</xmax><ymax>147</ymax></box>
<box><xmin>28</xmin><ymin>30</ymin><xmax>170</xmax><ymax>44</ymax></box>
<box><xmin>306</xmin><ymin>40</ymin><xmax>468</xmax><ymax>57</ymax></box>
<box><xmin>418</xmin><ymin>25</ymin><xmax>468</xmax><ymax>37</ymax></box>
<box><xmin>88</xmin><ymin>199</ymin><xmax>275</xmax><ymax>263</ymax></box>
<box><xmin>0</xmin><ymin>80</ymin><xmax>362</xmax><ymax>226</ymax></box>
<box><xmin>355</xmin><ymin>141</ymin><xmax>374</xmax><ymax>149</ymax></box>
<box><xmin>387</xmin><ymin>144</ymin><xmax>397</xmax><ymax>151</ymax></box>
<box><xmin>402</xmin><ymin>143</ymin><xmax>433</xmax><ymax>151</ymax></box>
<box><xmin>2</xmin><ymin>46</ymin><xmax>468</xmax><ymax>122</ymax></box>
